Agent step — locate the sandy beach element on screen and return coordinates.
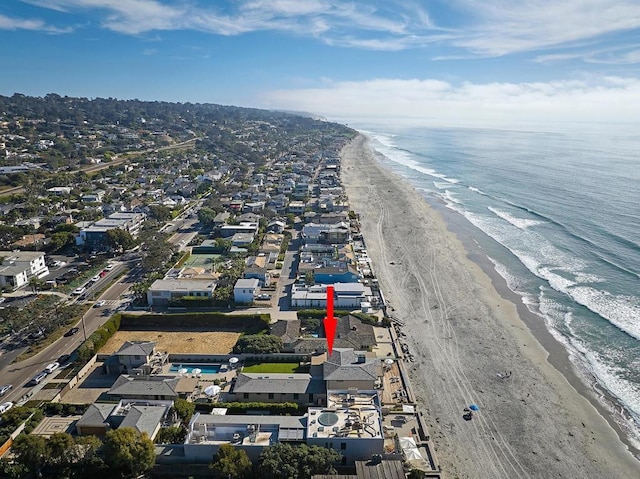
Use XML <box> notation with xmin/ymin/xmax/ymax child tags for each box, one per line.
<box><xmin>341</xmin><ymin>134</ymin><xmax>640</xmax><ymax>479</ymax></box>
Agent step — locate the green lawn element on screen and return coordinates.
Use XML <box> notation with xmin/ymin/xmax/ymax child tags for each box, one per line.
<box><xmin>242</xmin><ymin>362</ymin><xmax>309</xmax><ymax>374</ymax></box>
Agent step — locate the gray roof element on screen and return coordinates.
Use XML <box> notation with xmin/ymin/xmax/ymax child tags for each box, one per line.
<box><xmin>116</xmin><ymin>341</ymin><xmax>156</xmax><ymax>357</ymax></box>
<box><xmin>270</xmin><ymin>320</ymin><xmax>301</xmax><ymax>343</ymax></box>
<box><xmin>149</xmin><ymin>278</ymin><xmax>217</xmax><ymax>292</ymax></box>
<box><xmin>77</xmin><ymin>403</ymin><xmax>115</xmax><ymax>428</ymax></box>
<box><xmin>233</xmin><ymin>373</ymin><xmax>324</xmax><ymax>394</ymax></box>
<box><xmin>292</xmin><ymin>316</ymin><xmax>377</xmax><ymax>354</ymax></box>
<box><xmin>193</xmin><ymin>413</ymin><xmax>306</xmax><ymax>430</ymax></box>
<box><xmin>323</xmin><ymin>348</ymin><xmax>379</xmax><ymax>381</ymax></box>
<box><xmin>334</xmin><ymin>315</ymin><xmax>376</xmax><ymax>350</ymax></box>
<box><xmin>109</xmin><ymin>375</ymin><xmax>180</xmax><ymax>398</ymax></box>
<box><xmin>354</xmin><ymin>459</ymin><xmax>405</xmax><ymax>479</ymax></box>
<box><xmin>118</xmin><ymin>405</ymin><xmax>168</xmax><ymax>438</ymax></box>
<box><xmin>234</xmin><ymin>278</ymin><xmax>259</xmax><ymax>289</ymax></box>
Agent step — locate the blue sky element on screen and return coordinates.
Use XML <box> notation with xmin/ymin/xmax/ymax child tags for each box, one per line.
<box><xmin>2</xmin><ymin>0</ymin><xmax>640</xmax><ymax>126</ymax></box>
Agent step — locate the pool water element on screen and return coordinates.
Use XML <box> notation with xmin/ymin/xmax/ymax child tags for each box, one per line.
<box><xmin>169</xmin><ymin>364</ymin><xmax>221</xmax><ymax>374</ymax></box>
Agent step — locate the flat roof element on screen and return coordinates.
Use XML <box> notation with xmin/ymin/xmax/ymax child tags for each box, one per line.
<box><xmin>149</xmin><ymin>278</ymin><xmax>217</xmax><ymax>291</ymax></box>
<box><xmin>307</xmin><ymin>390</ymin><xmax>383</xmax><ymax>440</ymax></box>
<box><xmin>186</xmin><ymin>413</ymin><xmax>306</xmax><ymax>445</ymax></box>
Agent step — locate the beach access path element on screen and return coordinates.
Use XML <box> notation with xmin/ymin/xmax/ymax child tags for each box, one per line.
<box><xmin>341</xmin><ymin>134</ymin><xmax>640</xmax><ymax>479</ymax></box>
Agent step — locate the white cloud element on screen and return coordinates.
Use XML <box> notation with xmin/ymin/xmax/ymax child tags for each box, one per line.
<box><xmin>451</xmin><ymin>0</ymin><xmax>640</xmax><ymax>56</ymax></box>
<box><xmin>259</xmin><ymin>76</ymin><xmax>640</xmax><ymax>127</ymax></box>
<box><xmin>20</xmin><ymin>0</ymin><xmax>640</xmax><ymax>60</ymax></box>
<box><xmin>0</xmin><ymin>13</ymin><xmax>71</xmax><ymax>33</ymax></box>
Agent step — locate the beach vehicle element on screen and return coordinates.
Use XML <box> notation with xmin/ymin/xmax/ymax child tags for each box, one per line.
<box><xmin>29</xmin><ymin>372</ymin><xmax>47</xmax><ymax>386</ymax></box>
<box><xmin>0</xmin><ymin>384</ymin><xmax>12</xmax><ymax>396</ymax></box>
<box><xmin>463</xmin><ymin>407</ymin><xmax>473</xmax><ymax>421</ymax></box>
<box><xmin>0</xmin><ymin>402</ymin><xmax>13</xmax><ymax>414</ymax></box>
<box><xmin>44</xmin><ymin>362</ymin><xmax>60</xmax><ymax>374</ymax></box>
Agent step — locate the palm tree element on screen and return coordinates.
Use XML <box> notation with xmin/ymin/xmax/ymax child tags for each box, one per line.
<box><xmin>28</xmin><ymin>276</ymin><xmax>45</xmax><ymax>293</ymax></box>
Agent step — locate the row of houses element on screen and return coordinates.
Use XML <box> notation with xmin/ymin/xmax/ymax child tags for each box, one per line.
<box><xmin>74</xmin><ymin>340</ymin><xmax>387</xmax><ymax>466</ymax></box>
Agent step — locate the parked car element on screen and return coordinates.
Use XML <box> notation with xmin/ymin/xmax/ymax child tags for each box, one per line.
<box><xmin>0</xmin><ymin>297</ymin><xmax>5</xmax><ymax>304</ymax></box>
<box><xmin>256</xmin><ymin>294</ymin><xmax>271</xmax><ymax>300</ymax></box>
<box><xmin>71</xmin><ymin>287</ymin><xmax>86</xmax><ymax>296</ymax></box>
<box><xmin>58</xmin><ymin>354</ymin><xmax>71</xmax><ymax>365</ymax></box>
<box><xmin>90</xmin><ymin>275</ymin><xmax>100</xmax><ymax>282</ymax></box>
<box><xmin>64</xmin><ymin>327</ymin><xmax>79</xmax><ymax>337</ymax></box>
<box><xmin>0</xmin><ymin>384</ymin><xmax>12</xmax><ymax>396</ymax></box>
<box><xmin>28</xmin><ymin>372</ymin><xmax>47</xmax><ymax>386</ymax></box>
<box><xmin>44</xmin><ymin>362</ymin><xmax>60</xmax><ymax>374</ymax></box>
<box><xmin>104</xmin><ymin>264</ymin><xmax>114</xmax><ymax>271</ymax></box>
<box><xmin>0</xmin><ymin>402</ymin><xmax>13</xmax><ymax>414</ymax></box>
<box><xmin>94</xmin><ymin>300</ymin><xmax>106</xmax><ymax>308</ymax></box>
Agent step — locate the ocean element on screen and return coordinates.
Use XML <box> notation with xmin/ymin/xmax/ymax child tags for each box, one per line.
<box><xmin>356</xmin><ymin>123</ymin><xmax>640</xmax><ymax>447</ymax></box>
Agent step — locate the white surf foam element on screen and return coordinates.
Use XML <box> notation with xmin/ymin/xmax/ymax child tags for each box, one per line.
<box><xmin>488</xmin><ymin>256</ymin><xmax>538</xmax><ymax>307</ymax></box>
<box><xmin>468</xmin><ymin>186</ymin><xmax>486</xmax><ymax>195</ymax></box>
<box><xmin>536</xmin><ymin>289</ymin><xmax>640</xmax><ymax>444</ymax></box>
<box><xmin>582</xmin><ymin>350</ymin><xmax>640</xmax><ymax>443</ymax></box>
<box><xmin>365</xmin><ymin>132</ymin><xmax>461</xmax><ymax>186</ymax></box>
<box><xmin>488</xmin><ymin>206</ymin><xmax>544</xmax><ymax>230</ymax></box>
<box><xmin>567</xmin><ymin>287</ymin><xmax>640</xmax><ymax>340</ymax></box>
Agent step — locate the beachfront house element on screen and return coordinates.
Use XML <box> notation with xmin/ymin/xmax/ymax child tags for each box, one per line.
<box><xmin>323</xmin><ymin>348</ymin><xmax>380</xmax><ymax>390</ymax></box>
<box><xmin>184</xmin><ymin>414</ymin><xmax>307</xmax><ymax>462</ymax></box>
<box><xmin>306</xmin><ymin>390</ymin><xmax>384</xmax><ymax>466</ymax></box>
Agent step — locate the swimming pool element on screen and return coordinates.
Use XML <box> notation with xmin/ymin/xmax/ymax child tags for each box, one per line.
<box><xmin>169</xmin><ymin>363</ymin><xmax>221</xmax><ymax>374</ymax></box>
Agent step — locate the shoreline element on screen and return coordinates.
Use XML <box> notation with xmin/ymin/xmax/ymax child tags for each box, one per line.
<box><xmin>434</xmin><ymin>196</ymin><xmax>640</xmax><ymax>459</ymax></box>
<box><xmin>340</xmin><ymin>133</ymin><xmax>640</xmax><ymax>478</ymax></box>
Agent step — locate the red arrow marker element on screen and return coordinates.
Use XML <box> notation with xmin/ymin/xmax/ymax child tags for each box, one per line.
<box><xmin>323</xmin><ymin>285</ymin><xmax>337</xmax><ymax>356</ymax></box>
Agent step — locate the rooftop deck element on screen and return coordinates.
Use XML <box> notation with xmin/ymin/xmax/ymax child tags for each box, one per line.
<box><xmin>308</xmin><ymin>390</ymin><xmax>383</xmax><ymax>440</ymax></box>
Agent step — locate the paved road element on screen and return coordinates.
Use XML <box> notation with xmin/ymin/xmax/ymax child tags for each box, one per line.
<box><xmin>0</xmin><ymin>261</ymin><xmax>140</xmax><ymax>405</ymax></box>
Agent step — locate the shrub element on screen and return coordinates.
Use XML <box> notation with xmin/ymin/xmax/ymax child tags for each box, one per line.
<box><xmin>233</xmin><ymin>334</ymin><xmax>282</xmax><ymax>354</ymax></box>
<box><xmin>205</xmin><ymin>402</ymin><xmax>300</xmax><ymax>415</ymax></box>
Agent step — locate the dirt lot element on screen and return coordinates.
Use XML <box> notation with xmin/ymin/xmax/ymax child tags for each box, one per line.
<box><xmin>101</xmin><ymin>330</ymin><xmax>241</xmax><ymax>354</ymax></box>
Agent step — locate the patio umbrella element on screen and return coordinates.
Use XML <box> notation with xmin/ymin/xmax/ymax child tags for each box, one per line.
<box><xmin>404</xmin><ymin>448</ymin><xmax>424</xmax><ymax>461</ymax></box>
<box><xmin>177</xmin><ymin>368</ymin><xmax>188</xmax><ymax>375</ymax></box>
<box><xmin>384</xmin><ymin>358</ymin><xmax>394</xmax><ymax>365</ymax></box>
<box><xmin>229</xmin><ymin>357</ymin><xmax>239</xmax><ymax>365</ymax></box>
<box><xmin>204</xmin><ymin>385</ymin><xmax>221</xmax><ymax>397</ymax></box>
<box><xmin>192</xmin><ymin>368</ymin><xmax>202</xmax><ymax>376</ymax></box>
<box><xmin>399</xmin><ymin>437</ymin><xmax>417</xmax><ymax>449</ymax></box>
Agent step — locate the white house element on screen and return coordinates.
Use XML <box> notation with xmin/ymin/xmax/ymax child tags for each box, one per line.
<box><xmin>0</xmin><ymin>251</ymin><xmax>49</xmax><ymax>289</ymax></box>
<box><xmin>233</xmin><ymin>278</ymin><xmax>259</xmax><ymax>304</ymax></box>
<box><xmin>147</xmin><ymin>279</ymin><xmax>217</xmax><ymax>306</ymax></box>
<box><xmin>306</xmin><ymin>390</ymin><xmax>384</xmax><ymax>465</ymax></box>
<box><xmin>290</xmin><ymin>283</ymin><xmax>371</xmax><ymax>309</ymax></box>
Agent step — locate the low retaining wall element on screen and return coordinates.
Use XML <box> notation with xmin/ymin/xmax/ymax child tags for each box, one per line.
<box><xmin>168</xmin><ymin>353</ymin><xmax>311</xmax><ymax>363</ymax></box>
<box><xmin>57</xmin><ymin>354</ymin><xmax>98</xmax><ymax>401</ymax></box>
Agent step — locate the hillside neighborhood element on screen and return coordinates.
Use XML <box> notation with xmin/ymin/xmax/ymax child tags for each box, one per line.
<box><xmin>0</xmin><ymin>95</ymin><xmax>438</xmax><ymax>479</ymax></box>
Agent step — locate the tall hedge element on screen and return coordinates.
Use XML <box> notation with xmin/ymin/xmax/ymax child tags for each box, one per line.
<box><xmin>78</xmin><ymin>313</ymin><xmax>122</xmax><ymax>361</ymax></box>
